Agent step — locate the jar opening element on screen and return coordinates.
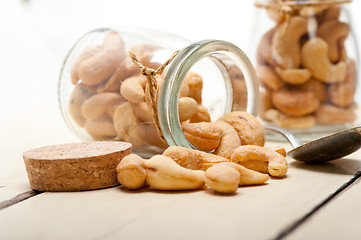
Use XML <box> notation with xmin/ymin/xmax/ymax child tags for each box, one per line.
<box><xmin>158</xmin><ymin>40</ymin><xmax>259</xmax><ymax>149</ymax></box>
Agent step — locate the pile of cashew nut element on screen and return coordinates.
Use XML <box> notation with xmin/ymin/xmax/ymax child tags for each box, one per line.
<box><xmin>257</xmin><ymin>6</ymin><xmax>357</xmax><ymax>129</ymax></box>
<box><xmin>116</xmin><ymin>110</ymin><xmax>288</xmax><ymax>194</ymax></box>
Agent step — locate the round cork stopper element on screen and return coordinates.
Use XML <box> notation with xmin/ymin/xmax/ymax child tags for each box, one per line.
<box><xmin>23</xmin><ymin>141</ymin><xmax>132</xmax><ymax>192</ymax></box>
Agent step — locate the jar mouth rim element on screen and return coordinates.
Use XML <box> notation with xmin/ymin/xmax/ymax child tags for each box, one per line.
<box><xmin>158</xmin><ymin>39</ymin><xmax>259</xmax><ymax>148</ymax></box>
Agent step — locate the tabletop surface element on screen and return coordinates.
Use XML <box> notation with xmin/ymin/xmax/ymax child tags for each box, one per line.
<box><xmin>0</xmin><ymin>104</ymin><xmax>360</xmax><ymax>240</ymax></box>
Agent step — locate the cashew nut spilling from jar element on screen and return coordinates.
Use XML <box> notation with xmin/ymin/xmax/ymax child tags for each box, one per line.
<box><xmin>231</xmin><ymin>145</ymin><xmax>288</xmax><ymax>177</ymax></box>
<box><xmin>224</xmin><ymin>162</ymin><xmax>269</xmax><ymax>186</ymax></box>
<box><xmin>145</xmin><ymin>155</ymin><xmax>205</xmax><ymax>191</ymax></box>
<box><xmin>78</xmin><ymin>31</ymin><xmax>126</xmax><ymax>86</ymax></box>
<box><xmin>116</xmin><ymin>154</ymin><xmax>147</xmax><ymax>190</ymax></box>
<box><xmin>163</xmin><ymin>146</ymin><xmax>229</xmax><ymax>171</ymax></box>
<box><xmin>81</xmin><ymin>92</ymin><xmax>125</xmax><ymax>121</ymax></box>
<box><xmin>217</xmin><ymin>111</ymin><xmax>265</xmax><ymax>147</ymax></box>
<box><xmin>189</xmin><ymin>105</ymin><xmax>211</xmax><ymax>123</ymax></box>
<box><xmin>317</xmin><ymin>20</ymin><xmax>349</xmax><ymax>63</ymax></box>
<box><xmin>204</xmin><ymin>163</ymin><xmax>240</xmax><ymax>194</ymax></box>
<box><xmin>271</xmin><ymin>16</ymin><xmax>308</xmax><ymax>69</ymax></box>
<box><xmin>212</xmin><ymin>121</ymin><xmax>241</xmax><ymax>160</ymax></box>
<box><xmin>301</xmin><ymin>37</ymin><xmax>346</xmax><ymax>83</ymax></box>
<box><xmin>181</xmin><ymin>121</ymin><xmax>222</xmax><ymax>152</ymax></box>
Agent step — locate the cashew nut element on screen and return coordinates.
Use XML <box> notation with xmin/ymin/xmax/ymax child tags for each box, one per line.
<box><xmin>231</xmin><ymin>145</ymin><xmax>288</xmax><ymax>177</ymax></box>
<box><xmin>178</xmin><ymin>97</ymin><xmax>198</xmax><ymax>122</ymax></box>
<box><xmin>181</xmin><ymin>121</ymin><xmax>222</xmax><ymax>152</ymax></box>
<box><xmin>81</xmin><ymin>92</ymin><xmax>125</xmax><ymax>121</ymax></box>
<box><xmin>224</xmin><ymin>162</ymin><xmax>269</xmax><ymax>186</ymax></box>
<box><xmin>205</xmin><ymin>163</ymin><xmax>240</xmax><ymax>194</ymax></box>
<box><xmin>317</xmin><ymin>20</ymin><xmax>349</xmax><ymax>63</ymax></box>
<box><xmin>301</xmin><ymin>37</ymin><xmax>346</xmax><ymax>83</ymax></box>
<box><xmin>120</xmin><ymin>75</ymin><xmax>147</xmax><ymax>103</ymax></box>
<box><xmin>113</xmin><ymin>102</ymin><xmax>138</xmax><ymax>141</ymax></box>
<box><xmin>265</xmin><ymin>108</ymin><xmax>316</xmax><ymax>129</ymax></box>
<box><xmin>271</xmin><ymin>16</ymin><xmax>308</xmax><ymax>69</ymax></box>
<box><xmin>272</xmin><ymin>86</ymin><xmax>320</xmax><ymax>117</ymax></box>
<box><xmin>145</xmin><ymin>155</ymin><xmax>205</xmax><ymax>190</ymax></box>
<box><xmin>257</xmin><ymin>26</ymin><xmax>277</xmax><ymax>66</ymax></box>
<box><xmin>218</xmin><ymin>111</ymin><xmax>265</xmax><ymax>147</ymax></box>
<box><xmin>212</xmin><ymin>121</ymin><xmax>241</xmax><ymax>159</ymax></box>
<box><xmin>163</xmin><ymin>146</ymin><xmax>228</xmax><ymax>171</ymax></box>
<box><xmin>298</xmin><ymin>78</ymin><xmax>328</xmax><ymax>103</ymax></box>
<box><xmin>256</xmin><ymin>65</ymin><xmax>283</xmax><ymax>90</ymax></box>
<box><xmin>183</xmin><ymin>72</ymin><xmax>203</xmax><ymax>104</ymax></box>
<box><xmin>315</xmin><ymin>104</ymin><xmax>356</xmax><ymax>125</ymax></box>
<box><xmin>78</xmin><ymin>31</ymin><xmax>126</xmax><ymax>86</ymax></box>
<box><xmin>189</xmin><ymin>105</ymin><xmax>211</xmax><ymax>123</ymax></box>
<box><xmin>275</xmin><ymin>67</ymin><xmax>311</xmax><ymax>85</ymax></box>
<box><xmin>116</xmin><ymin>154</ymin><xmax>147</xmax><ymax>190</ymax></box>
<box><xmin>71</xmin><ymin>45</ymin><xmax>102</xmax><ymax>85</ymax></box>
<box><xmin>84</xmin><ymin>117</ymin><xmax>117</xmax><ymax>140</ymax></box>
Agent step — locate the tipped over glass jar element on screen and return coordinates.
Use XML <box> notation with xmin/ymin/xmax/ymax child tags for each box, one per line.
<box><xmin>58</xmin><ymin>27</ymin><xmax>259</xmax><ymax>157</ymax></box>
<box><xmin>251</xmin><ymin>0</ymin><xmax>359</xmax><ymax>140</ymax></box>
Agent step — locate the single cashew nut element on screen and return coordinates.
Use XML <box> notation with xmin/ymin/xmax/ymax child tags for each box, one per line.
<box><xmin>271</xmin><ymin>16</ymin><xmax>308</xmax><ymax>69</ymax></box>
<box><xmin>315</xmin><ymin>104</ymin><xmax>356</xmax><ymax>125</ymax></box>
<box><xmin>217</xmin><ymin>111</ymin><xmax>265</xmax><ymax>147</ymax></box>
<box><xmin>256</xmin><ymin>65</ymin><xmax>283</xmax><ymax>90</ymax></box>
<box><xmin>181</xmin><ymin>121</ymin><xmax>222</xmax><ymax>152</ymax></box>
<box><xmin>231</xmin><ymin>145</ymin><xmax>288</xmax><ymax>177</ymax></box>
<box><xmin>212</xmin><ymin>121</ymin><xmax>241</xmax><ymax>159</ymax></box>
<box><xmin>317</xmin><ymin>20</ymin><xmax>349</xmax><ymax>63</ymax></box>
<box><xmin>298</xmin><ymin>78</ymin><xmax>328</xmax><ymax>103</ymax></box>
<box><xmin>68</xmin><ymin>84</ymin><xmax>96</xmax><ymax>126</ymax></box>
<box><xmin>272</xmin><ymin>86</ymin><xmax>320</xmax><ymax>116</ymax></box>
<box><xmin>275</xmin><ymin>67</ymin><xmax>311</xmax><ymax>85</ymax></box>
<box><xmin>205</xmin><ymin>163</ymin><xmax>240</xmax><ymax>194</ymax></box>
<box><xmin>163</xmin><ymin>146</ymin><xmax>229</xmax><ymax>171</ymax></box>
<box><xmin>120</xmin><ymin>75</ymin><xmax>147</xmax><ymax>103</ymax></box>
<box><xmin>328</xmin><ymin>82</ymin><xmax>355</xmax><ymax>107</ymax></box>
<box><xmin>265</xmin><ymin>108</ymin><xmax>316</xmax><ymax>129</ymax></box>
<box><xmin>84</xmin><ymin>117</ymin><xmax>117</xmax><ymax>140</ymax></box>
<box><xmin>130</xmin><ymin>102</ymin><xmax>153</xmax><ymax>123</ymax></box>
<box><xmin>78</xmin><ymin>31</ymin><xmax>126</xmax><ymax>86</ymax></box>
<box><xmin>301</xmin><ymin>37</ymin><xmax>346</xmax><ymax>83</ymax></box>
<box><xmin>116</xmin><ymin>154</ymin><xmax>146</xmax><ymax>190</ymax></box>
<box><xmin>257</xmin><ymin>27</ymin><xmax>277</xmax><ymax>66</ymax></box>
<box><xmin>273</xmin><ymin>147</ymin><xmax>286</xmax><ymax>157</ymax></box>
<box><xmin>231</xmin><ymin>78</ymin><xmax>248</xmax><ymax>111</ymax></box>
<box><xmin>224</xmin><ymin>162</ymin><xmax>269</xmax><ymax>186</ymax></box>
<box><xmin>81</xmin><ymin>92</ymin><xmax>125</xmax><ymax>121</ymax></box>
<box><xmin>184</xmin><ymin>72</ymin><xmax>203</xmax><ymax>104</ymax></box>
<box><xmin>189</xmin><ymin>105</ymin><xmax>211</xmax><ymax>123</ymax></box>
<box><xmin>113</xmin><ymin>102</ymin><xmax>138</xmax><ymax>141</ymax></box>
<box><xmin>145</xmin><ymin>155</ymin><xmax>205</xmax><ymax>190</ymax></box>
<box><xmin>97</xmin><ymin>57</ymin><xmax>139</xmax><ymax>93</ymax></box>
<box><xmin>178</xmin><ymin>97</ymin><xmax>198</xmax><ymax>122</ymax></box>
<box><xmin>71</xmin><ymin>45</ymin><xmax>102</xmax><ymax>85</ymax></box>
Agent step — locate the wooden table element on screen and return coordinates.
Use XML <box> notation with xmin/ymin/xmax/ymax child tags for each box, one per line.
<box><xmin>1</xmin><ymin>104</ymin><xmax>360</xmax><ymax>240</ymax></box>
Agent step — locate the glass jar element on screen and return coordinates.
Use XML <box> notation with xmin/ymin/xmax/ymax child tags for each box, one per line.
<box><xmin>250</xmin><ymin>0</ymin><xmax>359</xmax><ymax>141</ymax></box>
<box><xmin>58</xmin><ymin>27</ymin><xmax>259</xmax><ymax>157</ymax></box>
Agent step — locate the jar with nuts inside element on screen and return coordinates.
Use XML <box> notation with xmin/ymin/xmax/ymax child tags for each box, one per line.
<box><xmin>251</xmin><ymin>0</ymin><xmax>360</xmax><ymax>140</ymax></box>
<box><xmin>58</xmin><ymin>27</ymin><xmax>259</xmax><ymax>157</ymax></box>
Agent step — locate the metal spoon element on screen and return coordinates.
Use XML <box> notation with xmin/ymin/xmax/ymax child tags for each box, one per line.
<box><xmin>265</xmin><ymin>125</ymin><xmax>361</xmax><ymax>163</ymax></box>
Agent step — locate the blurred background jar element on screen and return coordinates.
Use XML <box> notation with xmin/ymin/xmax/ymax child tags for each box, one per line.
<box><xmin>250</xmin><ymin>0</ymin><xmax>359</xmax><ymax>140</ymax></box>
<box><xmin>58</xmin><ymin>27</ymin><xmax>259</xmax><ymax>157</ymax></box>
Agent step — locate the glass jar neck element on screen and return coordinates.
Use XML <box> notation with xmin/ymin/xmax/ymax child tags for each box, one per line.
<box><xmin>158</xmin><ymin>39</ymin><xmax>259</xmax><ymax>148</ymax></box>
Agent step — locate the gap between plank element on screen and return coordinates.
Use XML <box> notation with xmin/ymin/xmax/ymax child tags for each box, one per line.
<box><xmin>0</xmin><ymin>190</ymin><xmax>42</xmax><ymax>210</ymax></box>
<box><xmin>273</xmin><ymin>170</ymin><xmax>361</xmax><ymax>240</ymax></box>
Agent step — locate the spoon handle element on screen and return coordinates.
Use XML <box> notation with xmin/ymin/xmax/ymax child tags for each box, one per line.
<box><xmin>264</xmin><ymin>126</ymin><xmax>303</xmax><ymax>148</ymax></box>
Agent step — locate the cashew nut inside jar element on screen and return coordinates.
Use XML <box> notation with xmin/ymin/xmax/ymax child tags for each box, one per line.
<box><xmin>58</xmin><ymin>27</ymin><xmax>259</xmax><ymax>157</ymax></box>
<box><xmin>251</xmin><ymin>0</ymin><xmax>360</xmax><ymax>140</ymax></box>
